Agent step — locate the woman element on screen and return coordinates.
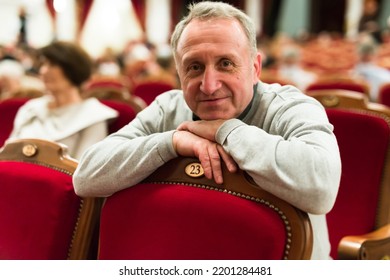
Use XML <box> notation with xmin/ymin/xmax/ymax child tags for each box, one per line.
<box><xmin>8</xmin><ymin>41</ymin><xmax>118</xmax><ymax>159</ymax></box>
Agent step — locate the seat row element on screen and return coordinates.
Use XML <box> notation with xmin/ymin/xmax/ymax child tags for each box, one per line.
<box><xmin>0</xmin><ymin>138</ymin><xmax>312</xmax><ymax>260</ymax></box>
<box><xmin>0</xmin><ymin>89</ymin><xmax>390</xmax><ymax>260</ymax></box>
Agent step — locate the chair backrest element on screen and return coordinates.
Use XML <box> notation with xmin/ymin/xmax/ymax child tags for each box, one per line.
<box><xmin>98</xmin><ymin>157</ymin><xmax>313</xmax><ymax>260</ymax></box>
<box><xmin>325</xmin><ymin>109</ymin><xmax>390</xmax><ymax>259</ymax></box>
<box><xmin>0</xmin><ymin>98</ymin><xmax>28</xmax><ymax>147</ymax></box>
<box><xmin>99</xmin><ymin>100</ymin><xmax>138</xmax><ymax>134</ymax></box>
<box><xmin>305</xmin><ymin>77</ymin><xmax>370</xmax><ymax>96</ymax></box>
<box><xmin>0</xmin><ymin>138</ymin><xmax>102</xmax><ymax>259</ymax></box>
<box><xmin>132</xmin><ymin>80</ymin><xmax>174</xmax><ymax>105</ymax></box>
<box><xmin>82</xmin><ymin>86</ymin><xmax>147</xmax><ymax>113</ymax></box>
<box><xmin>307</xmin><ymin>89</ymin><xmax>390</xmax><ymax>116</ymax></box>
<box><xmin>309</xmin><ymin>88</ymin><xmax>390</xmax><ymax>259</ymax></box>
<box><xmin>7</xmin><ymin>88</ymin><xmax>44</xmax><ymax>100</ymax></box>
<box><xmin>378</xmin><ymin>83</ymin><xmax>390</xmax><ymax>108</ymax></box>
<box><xmin>83</xmin><ymin>76</ymin><xmax>130</xmax><ymax>91</ymax></box>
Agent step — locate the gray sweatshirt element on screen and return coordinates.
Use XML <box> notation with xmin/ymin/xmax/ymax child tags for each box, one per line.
<box><xmin>73</xmin><ymin>82</ymin><xmax>342</xmax><ymax>259</ymax></box>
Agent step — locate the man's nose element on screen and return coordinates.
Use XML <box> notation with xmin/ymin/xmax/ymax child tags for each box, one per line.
<box><xmin>200</xmin><ymin>67</ymin><xmax>222</xmax><ymax>95</ymax></box>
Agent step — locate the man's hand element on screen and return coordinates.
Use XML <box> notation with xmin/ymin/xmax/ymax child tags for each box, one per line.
<box><xmin>173</xmin><ymin>123</ymin><xmax>237</xmax><ymax>184</ymax></box>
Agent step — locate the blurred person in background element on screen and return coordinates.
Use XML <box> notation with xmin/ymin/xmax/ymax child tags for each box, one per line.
<box><xmin>7</xmin><ymin>41</ymin><xmax>118</xmax><ymax>159</ymax></box>
<box><xmin>354</xmin><ymin>40</ymin><xmax>390</xmax><ymax>101</ymax></box>
<box><xmin>277</xmin><ymin>45</ymin><xmax>317</xmax><ymax>91</ymax></box>
<box><xmin>0</xmin><ymin>58</ymin><xmax>25</xmax><ymax>100</ymax></box>
<box><xmin>0</xmin><ymin>56</ymin><xmax>44</xmax><ymax>100</ymax></box>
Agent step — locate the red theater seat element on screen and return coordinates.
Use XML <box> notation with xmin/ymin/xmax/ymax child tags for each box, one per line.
<box><xmin>98</xmin><ymin>157</ymin><xmax>313</xmax><ymax>260</ymax></box>
<box><xmin>132</xmin><ymin>80</ymin><xmax>174</xmax><ymax>105</ymax></box>
<box><xmin>378</xmin><ymin>83</ymin><xmax>390</xmax><ymax>108</ymax></box>
<box><xmin>99</xmin><ymin>100</ymin><xmax>138</xmax><ymax>133</ymax></box>
<box><xmin>306</xmin><ymin>77</ymin><xmax>370</xmax><ymax>96</ymax></box>
<box><xmin>0</xmin><ymin>138</ymin><xmax>102</xmax><ymax>259</ymax></box>
<box><xmin>308</xmin><ymin>89</ymin><xmax>390</xmax><ymax>259</ymax></box>
<box><xmin>0</xmin><ymin>98</ymin><xmax>28</xmax><ymax>147</ymax></box>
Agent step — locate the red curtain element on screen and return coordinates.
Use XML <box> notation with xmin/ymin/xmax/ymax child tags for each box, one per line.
<box><xmin>45</xmin><ymin>0</ymin><xmax>55</xmax><ymax>20</ymax></box>
<box><xmin>79</xmin><ymin>0</ymin><xmax>94</xmax><ymax>32</ymax></box>
<box><xmin>131</xmin><ymin>0</ymin><xmax>146</xmax><ymax>31</ymax></box>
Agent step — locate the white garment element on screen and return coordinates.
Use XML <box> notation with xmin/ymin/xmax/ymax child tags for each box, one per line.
<box><xmin>9</xmin><ymin>96</ymin><xmax>118</xmax><ymax>159</ymax></box>
<box><xmin>355</xmin><ymin>62</ymin><xmax>390</xmax><ymax>101</ymax></box>
<box><xmin>278</xmin><ymin>65</ymin><xmax>317</xmax><ymax>91</ymax></box>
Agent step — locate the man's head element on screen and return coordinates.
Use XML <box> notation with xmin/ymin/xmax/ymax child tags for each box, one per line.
<box><xmin>170</xmin><ymin>1</ymin><xmax>261</xmax><ymax>120</ymax></box>
<box><xmin>171</xmin><ymin>1</ymin><xmax>258</xmax><ymax>60</ymax></box>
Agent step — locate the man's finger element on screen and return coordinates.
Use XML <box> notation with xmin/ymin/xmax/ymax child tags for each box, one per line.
<box><xmin>217</xmin><ymin>145</ymin><xmax>238</xmax><ymax>173</ymax></box>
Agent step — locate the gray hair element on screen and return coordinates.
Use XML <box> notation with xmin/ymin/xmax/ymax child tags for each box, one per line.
<box><xmin>170</xmin><ymin>1</ymin><xmax>257</xmax><ymax>58</ymax></box>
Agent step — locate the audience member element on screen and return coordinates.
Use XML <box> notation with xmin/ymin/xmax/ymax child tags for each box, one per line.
<box><xmin>358</xmin><ymin>0</ymin><xmax>381</xmax><ymax>43</ymax></box>
<box><xmin>0</xmin><ymin>57</ymin><xmax>44</xmax><ymax>100</ymax></box>
<box><xmin>7</xmin><ymin>41</ymin><xmax>118</xmax><ymax>159</ymax></box>
<box><xmin>354</xmin><ymin>40</ymin><xmax>390</xmax><ymax>101</ymax></box>
<box><xmin>94</xmin><ymin>47</ymin><xmax>122</xmax><ymax>77</ymax></box>
<box><xmin>122</xmin><ymin>41</ymin><xmax>160</xmax><ymax>89</ymax></box>
<box><xmin>153</xmin><ymin>43</ymin><xmax>180</xmax><ymax>88</ymax></box>
<box><xmin>0</xmin><ymin>58</ymin><xmax>25</xmax><ymax>100</ymax></box>
<box><xmin>73</xmin><ymin>1</ymin><xmax>341</xmax><ymax>259</ymax></box>
<box><xmin>277</xmin><ymin>45</ymin><xmax>318</xmax><ymax>90</ymax></box>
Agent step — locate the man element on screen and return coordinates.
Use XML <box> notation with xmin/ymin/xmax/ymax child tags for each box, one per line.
<box><xmin>73</xmin><ymin>1</ymin><xmax>341</xmax><ymax>259</ymax></box>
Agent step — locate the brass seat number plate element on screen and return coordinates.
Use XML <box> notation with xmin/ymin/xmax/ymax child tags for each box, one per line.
<box><xmin>185</xmin><ymin>162</ymin><xmax>204</xmax><ymax>178</ymax></box>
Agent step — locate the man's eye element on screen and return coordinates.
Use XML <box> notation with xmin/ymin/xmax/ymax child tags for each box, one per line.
<box><xmin>188</xmin><ymin>64</ymin><xmax>202</xmax><ymax>72</ymax></box>
<box><xmin>221</xmin><ymin>59</ymin><xmax>234</xmax><ymax>68</ymax></box>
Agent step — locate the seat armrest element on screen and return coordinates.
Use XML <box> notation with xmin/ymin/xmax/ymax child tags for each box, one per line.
<box><xmin>338</xmin><ymin>224</ymin><xmax>390</xmax><ymax>260</ymax></box>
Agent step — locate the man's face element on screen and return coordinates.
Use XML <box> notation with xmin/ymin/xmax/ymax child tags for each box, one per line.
<box><xmin>175</xmin><ymin>18</ymin><xmax>261</xmax><ymax>120</ymax></box>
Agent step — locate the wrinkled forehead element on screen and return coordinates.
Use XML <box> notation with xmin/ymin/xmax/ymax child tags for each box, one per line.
<box><xmin>177</xmin><ymin>18</ymin><xmax>249</xmax><ymax>53</ymax></box>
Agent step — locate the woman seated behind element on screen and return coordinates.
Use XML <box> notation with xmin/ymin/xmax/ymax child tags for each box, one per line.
<box><xmin>7</xmin><ymin>41</ymin><xmax>118</xmax><ymax>159</ymax></box>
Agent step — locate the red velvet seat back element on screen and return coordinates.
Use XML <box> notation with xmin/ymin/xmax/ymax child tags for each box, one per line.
<box><xmin>98</xmin><ymin>157</ymin><xmax>313</xmax><ymax>260</ymax></box>
<box><xmin>0</xmin><ymin>98</ymin><xmax>28</xmax><ymax>147</ymax></box>
<box><xmin>325</xmin><ymin>109</ymin><xmax>390</xmax><ymax>259</ymax></box>
<box><xmin>0</xmin><ymin>138</ymin><xmax>103</xmax><ymax>260</ymax></box>
<box><xmin>99</xmin><ymin>183</ymin><xmax>287</xmax><ymax>260</ymax></box>
<box><xmin>378</xmin><ymin>83</ymin><xmax>390</xmax><ymax>108</ymax></box>
<box><xmin>100</xmin><ymin>100</ymin><xmax>137</xmax><ymax>133</ymax></box>
<box><xmin>85</xmin><ymin>80</ymin><xmax>126</xmax><ymax>91</ymax></box>
<box><xmin>306</xmin><ymin>81</ymin><xmax>369</xmax><ymax>96</ymax></box>
<box><xmin>132</xmin><ymin>81</ymin><xmax>174</xmax><ymax>105</ymax></box>
<box><xmin>0</xmin><ymin>162</ymin><xmax>80</xmax><ymax>259</ymax></box>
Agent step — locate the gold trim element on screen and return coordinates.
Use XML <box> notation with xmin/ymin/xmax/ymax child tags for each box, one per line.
<box><xmin>321</xmin><ymin>96</ymin><xmax>340</xmax><ymax>107</ymax></box>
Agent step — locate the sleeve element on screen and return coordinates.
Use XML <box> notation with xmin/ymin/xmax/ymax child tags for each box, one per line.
<box><xmin>215</xmin><ymin>101</ymin><xmax>341</xmax><ymax>215</ymax></box>
<box><xmin>73</xmin><ymin>97</ymin><xmax>179</xmax><ymax>198</ymax></box>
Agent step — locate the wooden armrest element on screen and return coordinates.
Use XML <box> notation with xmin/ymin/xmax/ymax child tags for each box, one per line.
<box><xmin>338</xmin><ymin>224</ymin><xmax>390</xmax><ymax>259</ymax></box>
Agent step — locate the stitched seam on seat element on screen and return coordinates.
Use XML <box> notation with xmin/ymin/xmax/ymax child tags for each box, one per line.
<box><xmin>9</xmin><ymin>159</ymin><xmax>81</xmax><ymax>259</ymax></box>
<box><xmin>149</xmin><ymin>181</ymin><xmax>293</xmax><ymax>259</ymax></box>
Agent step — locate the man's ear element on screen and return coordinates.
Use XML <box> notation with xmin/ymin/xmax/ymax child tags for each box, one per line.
<box><xmin>253</xmin><ymin>52</ymin><xmax>262</xmax><ymax>83</ymax></box>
